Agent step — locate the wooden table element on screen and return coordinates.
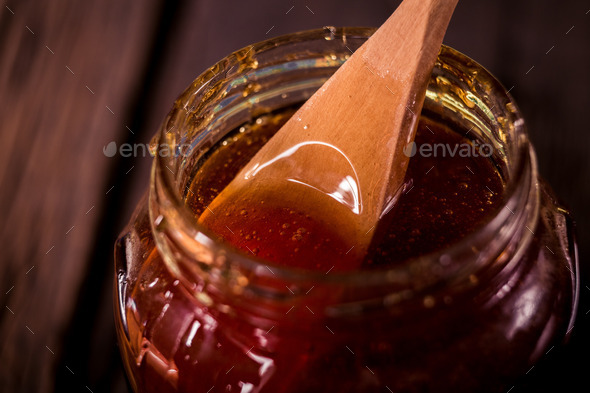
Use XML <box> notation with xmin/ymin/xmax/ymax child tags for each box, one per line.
<box><xmin>1</xmin><ymin>1</ymin><xmax>588</xmax><ymax>392</ymax></box>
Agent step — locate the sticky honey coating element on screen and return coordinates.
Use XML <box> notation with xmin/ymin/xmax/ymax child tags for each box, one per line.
<box><xmin>186</xmin><ymin>107</ymin><xmax>504</xmax><ymax>270</ymax></box>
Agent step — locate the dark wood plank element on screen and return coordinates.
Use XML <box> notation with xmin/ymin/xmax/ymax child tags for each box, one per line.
<box><xmin>1</xmin><ymin>0</ymin><xmax>588</xmax><ymax>392</ymax></box>
<box><xmin>0</xmin><ymin>1</ymin><xmax>162</xmax><ymax>391</ymax></box>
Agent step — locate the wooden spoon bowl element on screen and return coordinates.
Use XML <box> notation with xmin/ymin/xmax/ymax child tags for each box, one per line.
<box><xmin>200</xmin><ymin>0</ymin><xmax>458</xmax><ymax>264</ymax></box>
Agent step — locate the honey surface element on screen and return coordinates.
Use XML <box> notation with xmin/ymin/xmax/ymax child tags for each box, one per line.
<box><xmin>186</xmin><ymin>108</ymin><xmax>504</xmax><ymax>271</ymax></box>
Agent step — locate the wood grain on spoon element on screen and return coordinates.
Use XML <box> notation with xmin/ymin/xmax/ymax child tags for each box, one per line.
<box><xmin>200</xmin><ymin>0</ymin><xmax>458</xmax><ymax>262</ymax></box>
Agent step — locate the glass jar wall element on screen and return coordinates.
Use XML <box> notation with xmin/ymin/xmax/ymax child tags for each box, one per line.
<box><xmin>114</xmin><ymin>28</ymin><xmax>578</xmax><ymax>393</ymax></box>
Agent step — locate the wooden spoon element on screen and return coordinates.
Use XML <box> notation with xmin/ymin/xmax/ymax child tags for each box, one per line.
<box><xmin>200</xmin><ymin>0</ymin><xmax>458</xmax><ymax>264</ymax></box>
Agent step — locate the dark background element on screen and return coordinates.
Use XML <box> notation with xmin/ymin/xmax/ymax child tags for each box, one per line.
<box><xmin>0</xmin><ymin>0</ymin><xmax>588</xmax><ymax>392</ymax></box>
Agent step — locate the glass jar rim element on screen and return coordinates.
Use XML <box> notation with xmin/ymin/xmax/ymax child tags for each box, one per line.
<box><xmin>150</xmin><ymin>27</ymin><xmax>538</xmax><ymax>295</ymax></box>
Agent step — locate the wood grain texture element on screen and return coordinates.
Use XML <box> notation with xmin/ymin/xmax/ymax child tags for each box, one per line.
<box><xmin>0</xmin><ymin>0</ymin><xmax>161</xmax><ymax>391</ymax></box>
<box><xmin>200</xmin><ymin>0</ymin><xmax>458</xmax><ymax>259</ymax></box>
<box><xmin>0</xmin><ymin>0</ymin><xmax>588</xmax><ymax>392</ymax></box>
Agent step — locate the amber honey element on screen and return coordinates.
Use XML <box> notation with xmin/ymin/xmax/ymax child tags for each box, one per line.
<box><xmin>187</xmin><ymin>107</ymin><xmax>504</xmax><ymax>271</ymax></box>
<box><xmin>116</xmin><ymin>32</ymin><xmax>578</xmax><ymax>393</ymax></box>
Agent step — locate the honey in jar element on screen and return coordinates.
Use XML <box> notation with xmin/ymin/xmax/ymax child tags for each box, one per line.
<box><xmin>115</xmin><ymin>29</ymin><xmax>578</xmax><ymax>393</ymax></box>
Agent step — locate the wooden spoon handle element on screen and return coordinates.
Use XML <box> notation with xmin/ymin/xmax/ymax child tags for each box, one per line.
<box><xmin>201</xmin><ymin>0</ymin><xmax>458</xmax><ymax>261</ymax></box>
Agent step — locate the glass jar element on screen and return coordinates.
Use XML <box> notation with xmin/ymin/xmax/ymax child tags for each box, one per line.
<box><xmin>114</xmin><ymin>27</ymin><xmax>579</xmax><ymax>393</ymax></box>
